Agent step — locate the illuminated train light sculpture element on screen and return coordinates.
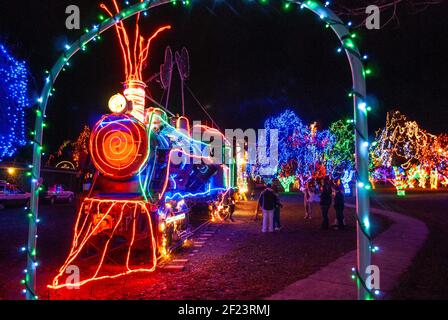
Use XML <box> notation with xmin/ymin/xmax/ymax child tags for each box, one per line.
<box><xmin>48</xmin><ymin>97</ymin><xmax>235</xmax><ymax>290</ymax></box>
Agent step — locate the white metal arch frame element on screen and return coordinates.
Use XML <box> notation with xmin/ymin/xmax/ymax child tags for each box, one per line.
<box><xmin>27</xmin><ymin>0</ymin><xmax>371</xmax><ymax>300</ymax></box>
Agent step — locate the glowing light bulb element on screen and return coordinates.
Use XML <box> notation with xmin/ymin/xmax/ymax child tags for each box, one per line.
<box><xmin>108</xmin><ymin>93</ymin><xmax>127</xmax><ymax>114</ymax></box>
<box><xmin>363</xmin><ymin>218</ymin><xmax>370</xmax><ymax>230</ymax></box>
<box><xmin>358</xmin><ymin>102</ymin><xmax>367</xmax><ymax>112</ymax></box>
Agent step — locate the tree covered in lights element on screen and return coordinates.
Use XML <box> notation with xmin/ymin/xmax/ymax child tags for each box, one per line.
<box><xmin>46</xmin><ymin>125</ymin><xmax>91</xmax><ymax>170</ymax></box>
<box><xmin>72</xmin><ymin>125</ymin><xmax>91</xmax><ymax>169</ymax></box>
<box><xmin>423</xmin><ymin>133</ymin><xmax>448</xmax><ymax>175</ymax></box>
<box><xmin>260</xmin><ymin>110</ymin><xmax>340</xmax><ymax>188</ymax></box>
<box><xmin>305</xmin><ymin>124</ymin><xmax>334</xmax><ymax>179</ymax></box>
<box><xmin>264</xmin><ymin>109</ymin><xmax>308</xmax><ymax>166</ymax></box>
<box><xmin>325</xmin><ymin>119</ymin><xmax>355</xmax><ymax>177</ymax></box>
<box><xmin>0</xmin><ymin>44</ymin><xmax>30</xmax><ymax>161</ymax></box>
<box><xmin>46</xmin><ymin>140</ymin><xmax>72</xmax><ymax>167</ymax></box>
<box><xmin>371</xmin><ymin>110</ymin><xmax>435</xmax><ymax>171</ymax></box>
<box><xmin>370</xmin><ymin>110</ymin><xmax>448</xmax><ymax>190</ymax></box>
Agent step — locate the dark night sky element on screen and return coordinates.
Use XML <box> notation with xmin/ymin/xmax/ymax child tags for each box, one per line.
<box><xmin>0</xmin><ymin>0</ymin><xmax>447</xmax><ymax>152</ymax></box>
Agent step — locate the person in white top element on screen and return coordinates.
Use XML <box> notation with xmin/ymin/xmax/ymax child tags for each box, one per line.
<box><xmin>304</xmin><ymin>183</ymin><xmax>313</xmax><ymax>220</ymax></box>
<box><xmin>254</xmin><ymin>184</ymin><xmax>276</xmax><ymax>233</ymax></box>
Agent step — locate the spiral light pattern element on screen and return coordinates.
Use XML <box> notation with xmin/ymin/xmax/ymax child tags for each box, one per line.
<box><xmin>90</xmin><ymin>114</ymin><xmax>148</xmax><ymax>180</ymax></box>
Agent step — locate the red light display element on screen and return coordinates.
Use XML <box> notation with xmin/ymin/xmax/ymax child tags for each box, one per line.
<box><xmin>48</xmin><ymin>199</ymin><xmax>157</xmax><ymax>290</ymax></box>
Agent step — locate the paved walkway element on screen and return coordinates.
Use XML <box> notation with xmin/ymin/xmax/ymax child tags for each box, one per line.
<box><xmin>268</xmin><ymin>205</ymin><xmax>428</xmax><ymax>300</ymax></box>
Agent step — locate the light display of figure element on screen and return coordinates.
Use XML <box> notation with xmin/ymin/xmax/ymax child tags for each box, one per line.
<box><xmin>236</xmin><ymin>146</ymin><xmax>249</xmax><ymax>200</ymax></box>
<box><xmin>389</xmin><ymin>166</ymin><xmax>407</xmax><ymax>197</ymax></box>
<box><xmin>430</xmin><ymin>169</ymin><xmax>438</xmax><ymax>190</ymax></box>
<box><xmin>369</xmin><ymin>175</ymin><xmax>376</xmax><ymax>190</ymax></box>
<box><xmin>441</xmin><ymin>176</ymin><xmax>448</xmax><ymax>187</ymax></box>
<box><xmin>279</xmin><ymin>176</ymin><xmax>296</xmax><ymax>193</ymax></box>
<box><xmin>341</xmin><ymin>170</ymin><xmax>354</xmax><ymax>195</ymax></box>
<box><xmin>407</xmin><ymin>166</ymin><xmax>418</xmax><ymax>189</ymax></box>
<box><xmin>418</xmin><ymin>167</ymin><xmax>428</xmax><ymax>189</ymax></box>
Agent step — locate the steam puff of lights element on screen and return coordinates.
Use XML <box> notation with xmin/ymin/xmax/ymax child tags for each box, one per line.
<box><xmin>108</xmin><ymin>93</ymin><xmax>128</xmax><ymax>114</ymax></box>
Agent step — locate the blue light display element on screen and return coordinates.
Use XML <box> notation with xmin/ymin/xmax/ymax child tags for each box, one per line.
<box><xmin>258</xmin><ymin>110</ymin><xmax>355</xmax><ymax>185</ymax></box>
<box><xmin>0</xmin><ymin>44</ymin><xmax>30</xmax><ymax>161</ymax></box>
<box><xmin>165</xmin><ymin>184</ymin><xmax>227</xmax><ymax>201</ymax></box>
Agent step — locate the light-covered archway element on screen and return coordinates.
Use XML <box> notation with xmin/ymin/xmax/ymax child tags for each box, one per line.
<box><xmin>26</xmin><ymin>0</ymin><xmax>372</xmax><ymax>300</ymax></box>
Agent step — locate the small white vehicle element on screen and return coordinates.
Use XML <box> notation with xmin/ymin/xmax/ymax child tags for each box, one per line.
<box><xmin>0</xmin><ymin>181</ymin><xmax>31</xmax><ymax>209</ymax></box>
<box><xmin>43</xmin><ymin>184</ymin><xmax>75</xmax><ymax>205</ymax></box>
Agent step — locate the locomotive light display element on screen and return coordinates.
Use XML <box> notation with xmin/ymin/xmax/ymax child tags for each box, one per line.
<box><xmin>47</xmin><ymin>1</ymin><xmax>236</xmax><ymax>289</ymax></box>
<box><xmin>17</xmin><ymin>0</ymin><xmax>384</xmax><ymax>301</ymax></box>
<box><xmin>48</xmin><ymin>96</ymin><xmax>235</xmax><ymax>290</ymax></box>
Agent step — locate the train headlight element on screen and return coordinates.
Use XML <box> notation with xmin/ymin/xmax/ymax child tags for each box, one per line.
<box><xmin>108</xmin><ymin>93</ymin><xmax>127</xmax><ymax>114</ymax></box>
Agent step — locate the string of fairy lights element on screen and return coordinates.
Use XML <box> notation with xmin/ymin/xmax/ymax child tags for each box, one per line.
<box><xmin>17</xmin><ymin>0</ymin><xmax>378</xmax><ymax>300</ymax></box>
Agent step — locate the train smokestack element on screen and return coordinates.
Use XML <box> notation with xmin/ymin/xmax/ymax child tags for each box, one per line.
<box><xmin>124</xmin><ymin>80</ymin><xmax>146</xmax><ymax>123</ymax></box>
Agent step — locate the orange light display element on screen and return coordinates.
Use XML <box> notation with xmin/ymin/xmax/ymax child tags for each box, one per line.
<box><xmin>48</xmin><ymin>199</ymin><xmax>157</xmax><ymax>290</ymax></box>
<box><xmin>100</xmin><ymin>1</ymin><xmax>171</xmax><ymax>82</ymax></box>
<box><xmin>100</xmin><ymin>1</ymin><xmax>171</xmax><ymax>122</ymax></box>
<box><xmin>89</xmin><ymin>114</ymin><xmax>148</xmax><ymax>180</ymax></box>
<box><xmin>123</xmin><ymin>80</ymin><xmax>147</xmax><ymax>122</ymax></box>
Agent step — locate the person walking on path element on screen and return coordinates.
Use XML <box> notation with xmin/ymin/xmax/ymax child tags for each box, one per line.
<box><xmin>226</xmin><ymin>190</ymin><xmax>236</xmax><ymax>222</ymax></box>
<box><xmin>333</xmin><ymin>185</ymin><xmax>345</xmax><ymax>230</ymax></box>
<box><xmin>320</xmin><ymin>177</ymin><xmax>333</xmax><ymax>230</ymax></box>
<box><xmin>273</xmin><ymin>186</ymin><xmax>284</xmax><ymax>231</ymax></box>
<box><xmin>304</xmin><ymin>183</ymin><xmax>313</xmax><ymax>219</ymax></box>
<box><xmin>254</xmin><ymin>184</ymin><xmax>276</xmax><ymax>233</ymax></box>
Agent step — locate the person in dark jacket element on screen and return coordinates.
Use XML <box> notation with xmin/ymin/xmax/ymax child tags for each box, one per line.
<box><xmin>226</xmin><ymin>189</ymin><xmax>236</xmax><ymax>222</ymax></box>
<box><xmin>320</xmin><ymin>177</ymin><xmax>332</xmax><ymax>229</ymax></box>
<box><xmin>273</xmin><ymin>186</ymin><xmax>284</xmax><ymax>231</ymax></box>
<box><xmin>333</xmin><ymin>185</ymin><xmax>345</xmax><ymax>229</ymax></box>
<box><xmin>255</xmin><ymin>184</ymin><xmax>276</xmax><ymax>233</ymax></box>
